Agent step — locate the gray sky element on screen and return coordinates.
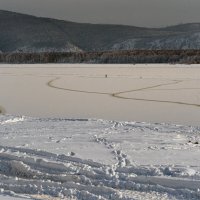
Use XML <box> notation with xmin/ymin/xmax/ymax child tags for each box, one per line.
<box><xmin>0</xmin><ymin>0</ymin><xmax>200</xmax><ymax>27</ymax></box>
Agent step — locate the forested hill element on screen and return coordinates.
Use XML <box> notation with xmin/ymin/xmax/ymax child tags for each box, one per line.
<box><xmin>1</xmin><ymin>50</ymin><xmax>200</xmax><ymax>64</ymax></box>
<box><xmin>1</xmin><ymin>10</ymin><xmax>200</xmax><ymax>53</ymax></box>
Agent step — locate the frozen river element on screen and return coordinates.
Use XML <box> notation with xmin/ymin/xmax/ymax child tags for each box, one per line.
<box><xmin>0</xmin><ymin>64</ymin><xmax>200</xmax><ymax>125</ymax></box>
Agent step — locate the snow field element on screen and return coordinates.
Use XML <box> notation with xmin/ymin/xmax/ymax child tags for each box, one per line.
<box><xmin>0</xmin><ymin>115</ymin><xmax>200</xmax><ymax>199</ymax></box>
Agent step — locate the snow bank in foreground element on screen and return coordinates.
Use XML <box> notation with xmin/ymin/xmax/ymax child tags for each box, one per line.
<box><xmin>0</xmin><ymin>115</ymin><xmax>200</xmax><ymax>199</ymax></box>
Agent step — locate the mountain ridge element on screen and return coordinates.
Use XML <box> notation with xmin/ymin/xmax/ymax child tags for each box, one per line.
<box><xmin>0</xmin><ymin>10</ymin><xmax>200</xmax><ymax>53</ymax></box>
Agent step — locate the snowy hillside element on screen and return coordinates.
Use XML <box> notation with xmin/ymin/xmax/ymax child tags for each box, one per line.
<box><xmin>112</xmin><ymin>32</ymin><xmax>200</xmax><ymax>50</ymax></box>
<box><xmin>14</xmin><ymin>42</ymin><xmax>82</xmax><ymax>53</ymax></box>
<box><xmin>0</xmin><ymin>115</ymin><xmax>200</xmax><ymax>199</ymax></box>
<box><xmin>1</xmin><ymin>10</ymin><xmax>200</xmax><ymax>52</ymax></box>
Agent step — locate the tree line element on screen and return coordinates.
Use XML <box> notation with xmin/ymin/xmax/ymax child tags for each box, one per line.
<box><xmin>0</xmin><ymin>50</ymin><xmax>200</xmax><ymax>64</ymax></box>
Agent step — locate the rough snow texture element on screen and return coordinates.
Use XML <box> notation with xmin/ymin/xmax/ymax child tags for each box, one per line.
<box><xmin>0</xmin><ymin>115</ymin><xmax>200</xmax><ymax>199</ymax></box>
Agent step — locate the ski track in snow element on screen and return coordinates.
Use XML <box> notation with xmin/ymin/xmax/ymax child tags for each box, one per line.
<box><xmin>0</xmin><ymin>115</ymin><xmax>200</xmax><ymax>199</ymax></box>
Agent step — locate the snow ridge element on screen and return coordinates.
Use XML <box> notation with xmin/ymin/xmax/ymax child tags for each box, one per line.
<box><xmin>0</xmin><ymin>115</ymin><xmax>200</xmax><ymax>199</ymax></box>
<box><xmin>1</xmin><ymin>146</ymin><xmax>200</xmax><ymax>200</ymax></box>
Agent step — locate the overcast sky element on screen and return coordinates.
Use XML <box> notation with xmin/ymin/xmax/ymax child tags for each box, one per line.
<box><xmin>0</xmin><ymin>0</ymin><xmax>200</xmax><ymax>27</ymax></box>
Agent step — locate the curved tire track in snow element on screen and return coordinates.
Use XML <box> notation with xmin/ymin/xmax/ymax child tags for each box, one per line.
<box><xmin>47</xmin><ymin>77</ymin><xmax>110</xmax><ymax>95</ymax></box>
<box><xmin>111</xmin><ymin>79</ymin><xmax>200</xmax><ymax>107</ymax></box>
<box><xmin>47</xmin><ymin>77</ymin><xmax>200</xmax><ymax>108</ymax></box>
<box><xmin>112</xmin><ymin>80</ymin><xmax>183</xmax><ymax>95</ymax></box>
<box><xmin>113</xmin><ymin>95</ymin><xmax>200</xmax><ymax>107</ymax></box>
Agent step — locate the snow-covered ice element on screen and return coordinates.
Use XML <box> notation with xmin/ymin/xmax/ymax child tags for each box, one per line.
<box><xmin>1</xmin><ymin>64</ymin><xmax>200</xmax><ymax>125</ymax></box>
<box><xmin>0</xmin><ymin>114</ymin><xmax>200</xmax><ymax>199</ymax></box>
<box><xmin>1</xmin><ymin>64</ymin><xmax>200</xmax><ymax>199</ymax></box>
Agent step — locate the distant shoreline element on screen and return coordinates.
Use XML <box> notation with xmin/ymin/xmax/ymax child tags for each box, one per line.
<box><xmin>0</xmin><ymin>50</ymin><xmax>200</xmax><ymax>64</ymax></box>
